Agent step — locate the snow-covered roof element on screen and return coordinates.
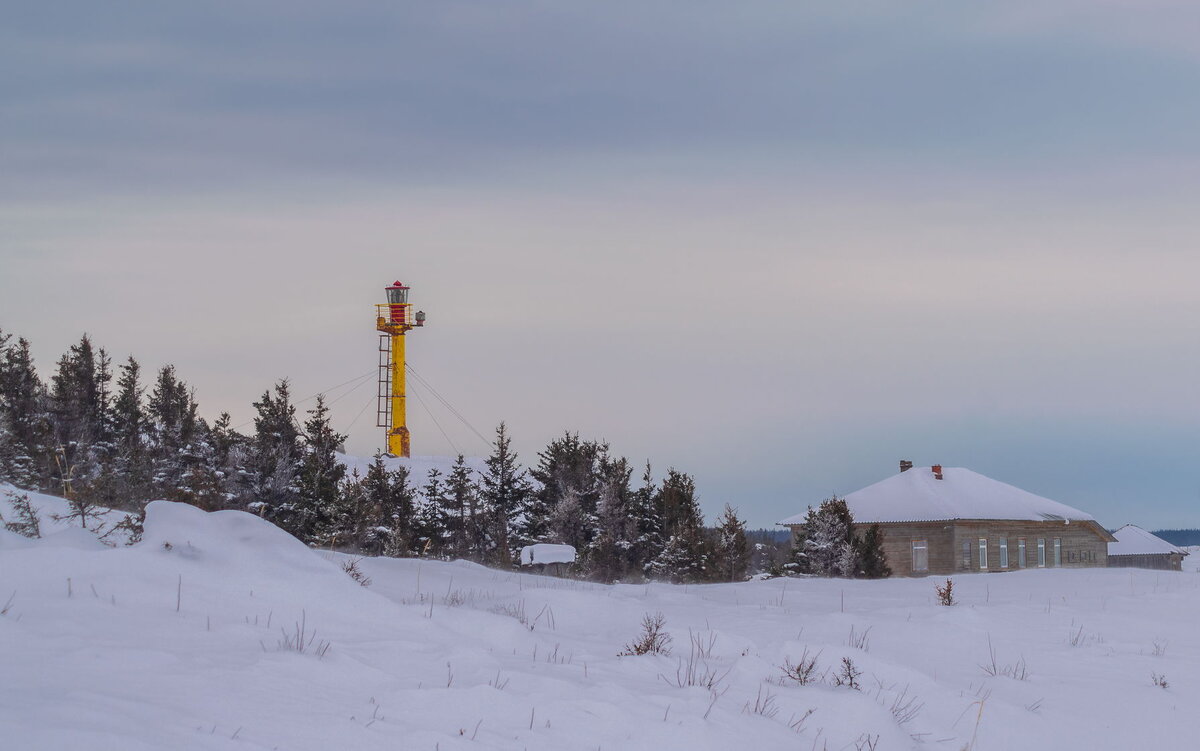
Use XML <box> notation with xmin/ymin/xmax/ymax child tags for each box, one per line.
<box><xmin>519</xmin><ymin>543</ymin><xmax>576</xmax><ymax>566</ymax></box>
<box><xmin>779</xmin><ymin>466</ymin><xmax>1097</xmax><ymax>526</ymax></box>
<box><xmin>1108</xmin><ymin>525</ymin><xmax>1187</xmax><ymax>557</ymax></box>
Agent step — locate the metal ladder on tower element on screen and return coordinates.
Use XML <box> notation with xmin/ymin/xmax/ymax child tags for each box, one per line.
<box><xmin>376</xmin><ymin>334</ymin><xmax>392</xmax><ymax>430</ymax></box>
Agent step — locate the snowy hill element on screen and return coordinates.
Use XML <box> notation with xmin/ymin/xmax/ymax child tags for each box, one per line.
<box><xmin>2</xmin><ymin>492</ymin><xmax>1199</xmax><ymax>750</ymax></box>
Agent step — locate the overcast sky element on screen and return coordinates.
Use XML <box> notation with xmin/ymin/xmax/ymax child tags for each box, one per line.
<box><xmin>4</xmin><ymin>1</ymin><xmax>1200</xmax><ymax>529</ymax></box>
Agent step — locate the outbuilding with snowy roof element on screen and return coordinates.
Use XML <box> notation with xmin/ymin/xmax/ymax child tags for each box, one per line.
<box><xmin>1107</xmin><ymin>525</ymin><xmax>1188</xmax><ymax>571</ymax></box>
<box><xmin>780</xmin><ymin>463</ymin><xmax>1116</xmax><ymax>577</ymax></box>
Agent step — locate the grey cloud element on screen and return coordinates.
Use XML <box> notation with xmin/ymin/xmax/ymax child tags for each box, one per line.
<box><xmin>7</xmin><ymin>2</ymin><xmax>1200</xmax><ymax>200</ymax></box>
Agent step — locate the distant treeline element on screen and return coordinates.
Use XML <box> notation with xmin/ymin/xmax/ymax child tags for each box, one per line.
<box><xmin>0</xmin><ymin>329</ymin><xmax>780</xmax><ymax>583</ymax></box>
<box><xmin>1151</xmin><ymin>529</ymin><xmax>1200</xmax><ymax>547</ymax></box>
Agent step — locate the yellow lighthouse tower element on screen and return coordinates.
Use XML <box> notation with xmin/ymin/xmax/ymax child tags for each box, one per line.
<box><xmin>376</xmin><ymin>280</ymin><xmax>426</xmax><ymax>457</ymax></box>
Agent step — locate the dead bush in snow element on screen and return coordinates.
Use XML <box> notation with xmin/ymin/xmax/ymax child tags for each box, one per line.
<box><xmin>269</xmin><ymin>610</ymin><xmax>331</xmax><ymax>659</ymax></box>
<box><xmin>661</xmin><ymin>631</ymin><xmax>731</xmax><ymax>692</ymax></box>
<box><xmin>884</xmin><ymin>684</ymin><xmax>923</xmax><ymax>726</ymax></box>
<box><xmin>619</xmin><ymin>612</ymin><xmax>672</xmax><ymax>656</ymax></box>
<box><xmin>779</xmin><ymin>647</ymin><xmax>821</xmax><ymax>686</ymax></box>
<box><xmin>935</xmin><ymin>578</ymin><xmax>955</xmax><ymax>606</ymax></box>
<box><xmin>980</xmin><ymin>635</ymin><xmax>1029</xmax><ymax>680</ymax></box>
<box><xmin>743</xmin><ymin>685</ymin><xmax>779</xmax><ymax>719</ymax></box>
<box><xmin>340</xmin><ymin>558</ymin><xmax>371</xmax><ymax>587</ymax></box>
<box><xmin>491</xmin><ymin>599</ymin><xmax>530</xmax><ymax>629</ymax></box>
<box><xmin>1152</xmin><ymin>673</ymin><xmax>1169</xmax><ymax>689</ymax></box>
<box><xmin>847</xmin><ymin>624</ymin><xmax>871</xmax><ymax>651</ymax></box>
<box><xmin>832</xmin><ymin>657</ymin><xmax>862</xmax><ymax>690</ymax></box>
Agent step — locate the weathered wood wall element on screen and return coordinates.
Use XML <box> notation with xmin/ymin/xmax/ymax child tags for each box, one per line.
<box><xmin>857</xmin><ymin>520</ymin><xmax>1111</xmax><ymax>577</ymax></box>
<box><xmin>1107</xmin><ymin>553</ymin><xmax>1184</xmax><ymax>571</ymax></box>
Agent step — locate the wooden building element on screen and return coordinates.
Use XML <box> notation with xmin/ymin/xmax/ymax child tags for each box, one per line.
<box><xmin>1107</xmin><ymin>525</ymin><xmax>1188</xmax><ymax>571</ymax></box>
<box><xmin>780</xmin><ymin>463</ymin><xmax>1115</xmax><ymax>577</ymax></box>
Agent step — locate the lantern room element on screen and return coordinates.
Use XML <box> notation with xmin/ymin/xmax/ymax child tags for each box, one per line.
<box><xmin>385</xmin><ymin>281</ymin><xmax>410</xmax><ymax>305</ymax></box>
<box><xmin>386</xmin><ymin>281</ymin><xmax>410</xmax><ymax>324</ymax></box>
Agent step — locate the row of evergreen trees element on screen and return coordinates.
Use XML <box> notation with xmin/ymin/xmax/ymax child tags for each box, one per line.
<box><xmin>0</xmin><ymin>330</ymin><xmax>761</xmax><ymax>582</ymax></box>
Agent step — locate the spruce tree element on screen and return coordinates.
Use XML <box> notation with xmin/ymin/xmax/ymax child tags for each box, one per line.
<box><xmin>855</xmin><ymin>524</ymin><xmax>891</xmax><ymax>578</ymax></box>
<box><xmin>713</xmin><ymin>504</ymin><xmax>750</xmax><ymax>582</ymax></box>
<box><xmin>147</xmin><ymin>365</ymin><xmax>199</xmax><ymax>500</ymax></box>
<box><xmin>479</xmin><ymin>422</ymin><xmax>532</xmax><ymax>567</ymax></box>
<box><xmin>442</xmin><ymin>454</ymin><xmax>477</xmax><ymax>559</ymax></box>
<box><xmin>418</xmin><ymin>467</ymin><xmax>448</xmax><ymax>557</ymax></box>
<box><xmin>170</xmin><ymin>419</ymin><xmax>230</xmax><ymax>511</ymax></box>
<box><xmin>628</xmin><ymin>462</ymin><xmax>663</xmax><ymax>577</ymax></box>
<box><xmin>586</xmin><ymin>456</ymin><xmax>634</xmax><ymax>582</ymax></box>
<box><xmin>0</xmin><ymin>336</ymin><xmax>50</xmax><ymax>488</ymax></box>
<box><xmin>48</xmin><ymin>335</ymin><xmax>111</xmax><ymax>495</ymax></box>
<box><xmin>295</xmin><ymin>394</ymin><xmax>347</xmax><ymax>543</ymax></box>
<box><xmin>246</xmin><ymin>379</ymin><xmax>302</xmax><ymax>528</ymax></box>
<box><xmin>791</xmin><ymin>496</ymin><xmax>857</xmax><ymax>577</ymax></box>
<box><xmin>526</xmin><ymin>432</ymin><xmax>605</xmax><ymax>545</ymax></box>
<box><xmin>109</xmin><ymin>356</ymin><xmax>152</xmax><ymax>504</ymax></box>
<box><xmin>648</xmin><ymin>470</ymin><xmax>708</xmax><ymax>582</ymax></box>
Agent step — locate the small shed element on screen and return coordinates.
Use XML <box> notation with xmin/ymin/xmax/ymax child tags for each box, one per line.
<box><xmin>519</xmin><ymin>543</ymin><xmax>576</xmax><ymax>576</ymax></box>
<box><xmin>1107</xmin><ymin>525</ymin><xmax>1188</xmax><ymax>571</ymax></box>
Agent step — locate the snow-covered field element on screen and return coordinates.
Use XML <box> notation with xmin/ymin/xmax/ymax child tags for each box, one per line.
<box><xmin>2</xmin><ymin>486</ymin><xmax>1197</xmax><ymax>750</ymax></box>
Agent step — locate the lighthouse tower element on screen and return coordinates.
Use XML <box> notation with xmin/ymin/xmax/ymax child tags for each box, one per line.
<box><xmin>375</xmin><ymin>281</ymin><xmax>426</xmax><ymax>457</ymax></box>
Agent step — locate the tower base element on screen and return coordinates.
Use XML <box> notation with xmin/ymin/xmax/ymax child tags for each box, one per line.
<box><xmin>387</xmin><ymin>426</ymin><xmax>411</xmax><ymax>458</ymax></box>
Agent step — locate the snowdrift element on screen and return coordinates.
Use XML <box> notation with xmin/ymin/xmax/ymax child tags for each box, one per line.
<box><xmin>2</xmin><ymin>490</ymin><xmax>1199</xmax><ymax>750</ymax></box>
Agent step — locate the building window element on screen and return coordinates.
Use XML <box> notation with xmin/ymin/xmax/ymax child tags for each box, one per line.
<box><xmin>1037</xmin><ymin>538</ymin><xmax>1046</xmax><ymax>567</ymax></box>
<box><xmin>999</xmin><ymin>538</ymin><xmax>1009</xmax><ymax>569</ymax></box>
<box><xmin>978</xmin><ymin>538</ymin><xmax>988</xmax><ymax>570</ymax></box>
<box><xmin>1054</xmin><ymin>538</ymin><xmax>1062</xmax><ymax>567</ymax></box>
<box><xmin>1018</xmin><ymin>538</ymin><xmax>1026</xmax><ymax>568</ymax></box>
<box><xmin>911</xmin><ymin>539</ymin><xmax>929</xmax><ymax>572</ymax></box>
<box><xmin>962</xmin><ymin>540</ymin><xmax>971</xmax><ymax>568</ymax></box>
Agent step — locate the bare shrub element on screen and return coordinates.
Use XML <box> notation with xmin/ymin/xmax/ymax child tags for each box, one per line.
<box><xmin>340</xmin><ymin>558</ymin><xmax>371</xmax><ymax>587</ymax></box>
<box><xmin>888</xmin><ymin>684</ymin><xmax>923</xmax><ymax>725</ymax></box>
<box><xmin>832</xmin><ymin>657</ymin><xmax>862</xmax><ymax>690</ymax></box>
<box><xmin>660</xmin><ymin>630</ymin><xmax>731</xmax><ymax>692</ymax></box>
<box><xmin>1</xmin><ymin>591</ymin><xmax>14</xmax><ymax>617</ymax></box>
<box><xmin>274</xmin><ymin>610</ymin><xmax>331</xmax><ymax>659</ymax></box>
<box><xmin>980</xmin><ymin>635</ymin><xmax>1029</xmax><ymax>680</ymax></box>
<box><xmin>855</xmin><ymin>734</ymin><xmax>879</xmax><ymax>751</ymax></box>
<box><xmin>1152</xmin><ymin>640</ymin><xmax>1167</xmax><ymax>657</ymax></box>
<box><xmin>491</xmin><ymin>599</ymin><xmax>530</xmax><ymax>629</ymax></box>
<box><xmin>743</xmin><ymin>685</ymin><xmax>779</xmax><ymax>719</ymax></box>
<box><xmin>935</xmin><ymin>578</ymin><xmax>955</xmax><ymax>606</ymax></box>
<box><xmin>847</xmin><ymin>624</ymin><xmax>871</xmax><ymax>651</ymax></box>
<box><xmin>619</xmin><ymin>612</ymin><xmax>673</xmax><ymax>656</ymax></box>
<box><xmin>1152</xmin><ymin>673</ymin><xmax>1169</xmax><ymax>689</ymax></box>
<box><xmin>779</xmin><ymin>647</ymin><xmax>821</xmax><ymax>686</ymax></box>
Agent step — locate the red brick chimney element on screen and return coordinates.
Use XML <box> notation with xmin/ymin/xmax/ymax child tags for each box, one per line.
<box><xmin>932</xmin><ymin>464</ymin><xmax>943</xmax><ymax>480</ymax></box>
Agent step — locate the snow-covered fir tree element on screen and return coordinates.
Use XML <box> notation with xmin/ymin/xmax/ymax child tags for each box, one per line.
<box><xmin>648</xmin><ymin>470</ymin><xmax>708</xmax><ymax>583</ymax></box>
<box><xmin>479</xmin><ymin>422</ymin><xmax>532</xmax><ymax>567</ymax></box>
<box><xmin>295</xmin><ymin>394</ymin><xmax>347</xmax><ymax>542</ymax></box>
<box><xmin>0</xmin><ymin>333</ymin><xmax>51</xmax><ymax>488</ymax></box>
<box><xmin>245</xmin><ymin>380</ymin><xmax>303</xmax><ymax>531</ymax></box>
<box><xmin>713</xmin><ymin>504</ymin><xmax>750</xmax><ymax>582</ymax></box>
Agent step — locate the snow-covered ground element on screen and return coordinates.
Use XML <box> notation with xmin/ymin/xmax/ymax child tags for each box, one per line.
<box><xmin>2</xmin><ymin>486</ymin><xmax>1198</xmax><ymax>750</ymax></box>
